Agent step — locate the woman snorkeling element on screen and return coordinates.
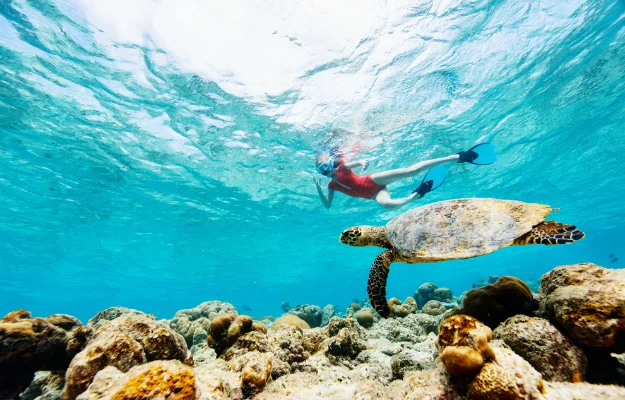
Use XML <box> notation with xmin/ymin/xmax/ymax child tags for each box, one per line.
<box><xmin>313</xmin><ymin>143</ymin><xmax>496</xmax><ymax>210</ymax></box>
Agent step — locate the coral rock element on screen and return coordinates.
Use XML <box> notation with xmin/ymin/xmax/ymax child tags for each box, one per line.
<box><xmin>355</xmin><ymin>308</ymin><xmax>376</xmax><ymax>328</ymax></box>
<box><xmin>0</xmin><ymin>310</ymin><xmax>90</xmax><ymax>398</ymax></box>
<box><xmin>367</xmin><ymin>313</ymin><xmax>430</xmax><ymax>342</ymax></box>
<box><xmin>451</xmin><ymin>276</ymin><xmax>538</xmax><ymax>329</ymax></box>
<box><xmin>494</xmin><ymin>315</ymin><xmax>587</xmax><ymax>382</ymax></box>
<box><xmin>76</xmin><ymin>360</ymin><xmax>195</xmax><ymax>400</ymax></box>
<box><xmin>437</xmin><ymin>315</ymin><xmax>495</xmax><ymax>375</ymax></box>
<box><xmin>229</xmin><ymin>351</ymin><xmax>272</xmax><ymax>398</ymax></box>
<box><xmin>422</xmin><ymin>300</ymin><xmax>447</xmax><ymax>316</ymax></box>
<box><xmin>543</xmin><ymin>381</ymin><xmax>625</xmax><ymax>400</ymax></box>
<box><xmin>539</xmin><ymin>263</ymin><xmax>625</xmax><ymax>348</ymax></box>
<box><xmin>169</xmin><ymin>301</ymin><xmax>237</xmax><ymax>348</ymax></box>
<box><xmin>223</xmin><ymin>330</ymin><xmax>270</xmax><ymax>361</ymax></box>
<box><xmin>272</xmin><ymin>314</ymin><xmax>310</xmax><ymax>330</ymax></box>
<box><xmin>62</xmin><ymin>315</ymin><xmax>190</xmax><ymax>400</ymax></box>
<box><xmin>269</xmin><ymin>325</ymin><xmax>312</xmax><ymax>371</ymax></box>
<box><xmin>388</xmin><ymin>297</ymin><xmax>417</xmax><ymax>318</ymax></box>
<box><xmin>206</xmin><ymin>314</ymin><xmax>260</xmax><ymax>356</ymax></box>
<box><xmin>287</xmin><ymin>304</ymin><xmax>322</xmax><ymax>328</ymax></box>
<box><xmin>20</xmin><ymin>370</ymin><xmax>65</xmax><ymax>400</ymax></box>
<box><xmin>390</xmin><ymin>349</ymin><xmax>434</xmax><ymax>379</ymax></box>
<box><xmin>431</xmin><ymin>288</ymin><xmax>453</xmax><ymax>303</ymax></box>
<box><xmin>468</xmin><ymin>345</ymin><xmax>545</xmax><ymax>400</ymax></box>
<box><xmin>321</xmin><ymin>304</ymin><xmax>336</xmax><ymax>327</ymax></box>
<box><xmin>325</xmin><ymin>317</ymin><xmax>367</xmax><ymax>363</ymax></box>
<box><xmin>87</xmin><ymin>307</ymin><xmax>154</xmax><ymax>332</ymax></box>
<box><xmin>386</xmin><ymin>369</ymin><xmax>460</xmax><ymax>400</ymax></box>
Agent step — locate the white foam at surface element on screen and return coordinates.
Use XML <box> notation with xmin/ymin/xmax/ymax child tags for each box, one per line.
<box><xmin>72</xmin><ymin>0</ymin><xmax>589</xmax><ymax>130</ymax></box>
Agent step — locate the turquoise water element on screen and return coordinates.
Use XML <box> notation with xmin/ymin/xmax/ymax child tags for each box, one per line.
<box><xmin>1</xmin><ymin>0</ymin><xmax>624</xmax><ymax>323</ymax></box>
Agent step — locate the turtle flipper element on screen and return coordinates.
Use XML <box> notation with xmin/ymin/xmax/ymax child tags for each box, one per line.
<box><xmin>512</xmin><ymin>221</ymin><xmax>585</xmax><ymax>246</ymax></box>
<box><xmin>367</xmin><ymin>250</ymin><xmax>397</xmax><ymax>318</ymax></box>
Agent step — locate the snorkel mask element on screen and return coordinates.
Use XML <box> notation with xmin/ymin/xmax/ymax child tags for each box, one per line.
<box><xmin>316</xmin><ymin>157</ymin><xmax>335</xmax><ymax>176</ymax></box>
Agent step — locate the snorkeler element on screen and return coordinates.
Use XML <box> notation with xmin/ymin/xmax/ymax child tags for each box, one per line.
<box><xmin>314</xmin><ymin>143</ymin><xmax>496</xmax><ymax>210</ymax></box>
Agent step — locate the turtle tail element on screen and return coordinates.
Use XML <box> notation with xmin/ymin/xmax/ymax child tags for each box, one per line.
<box><xmin>513</xmin><ymin>221</ymin><xmax>585</xmax><ymax>246</ymax></box>
<box><xmin>367</xmin><ymin>250</ymin><xmax>397</xmax><ymax>318</ymax></box>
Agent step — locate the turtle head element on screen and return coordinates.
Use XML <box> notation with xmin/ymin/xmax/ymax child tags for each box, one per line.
<box><xmin>340</xmin><ymin>226</ymin><xmax>390</xmax><ymax>248</ymax></box>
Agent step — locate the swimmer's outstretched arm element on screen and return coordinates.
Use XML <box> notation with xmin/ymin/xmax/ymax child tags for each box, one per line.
<box><xmin>314</xmin><ymin>177</ymin><xmax>335</xmax><ymax>209</ymax></box>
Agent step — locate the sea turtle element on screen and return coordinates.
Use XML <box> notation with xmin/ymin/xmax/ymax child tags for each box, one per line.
<box><xmin>339</xmin><ymin>198</ymin><xmax>584</xmax><ymax>318</ymax></box>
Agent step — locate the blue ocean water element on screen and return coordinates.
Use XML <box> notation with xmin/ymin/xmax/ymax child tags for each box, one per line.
<box><xmin>1</xmin><ymin>0</ymin><xmax>624</xmax><ymax>323</ymax></box>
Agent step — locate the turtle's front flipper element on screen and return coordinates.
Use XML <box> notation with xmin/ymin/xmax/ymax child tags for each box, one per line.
<box><xmin>512</xmin><ymin>221</ymin><xmax>585</xmax><ymax>245</ymax></box>
<box><xmin>367</xmin><ymin>250</ymin><xmax>397</xmax><ymax>318</ymax></box>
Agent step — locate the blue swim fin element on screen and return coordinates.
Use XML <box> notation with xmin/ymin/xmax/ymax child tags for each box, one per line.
<box><xmin>413</xmin><ymin>165</ymin><xmax>448</xmax><ymax>198</ymax></box>
<box><xmin>457</xmin><ymin>143</ymin><xmax>497</xmax><ymax>165</ymax></box>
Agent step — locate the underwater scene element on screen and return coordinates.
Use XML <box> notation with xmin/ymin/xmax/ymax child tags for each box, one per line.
<box><xmin>1</xmin><ymin>0</ymin><xmax>625</xmax><ymax>399</ymax></box>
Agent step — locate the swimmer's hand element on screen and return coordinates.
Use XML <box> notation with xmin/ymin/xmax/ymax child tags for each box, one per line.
<box><xmin>360</xmin><ymin>160</ymin><xmax>369</xmax><ymax>172</ymax></box>
<box><xmin>313</xmin><ymin>177</ymin><xmax>321</xmax><ymax>187</ymax></box>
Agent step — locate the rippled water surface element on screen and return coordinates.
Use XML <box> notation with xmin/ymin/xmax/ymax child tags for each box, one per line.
<box><xmin>1</xmin><ymin>0</ymin><xmax>624</xmax><ymax>321</ymax></box>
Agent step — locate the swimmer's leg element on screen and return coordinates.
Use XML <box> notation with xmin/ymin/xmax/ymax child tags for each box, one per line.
<box><xmin>370</xmin><ymin>154</ymin><xmax>458</xmax><ymax>186</ymax></box>
<box><xmin>374</xmin><ymin>189</ymin><xmax>419</xmax><ymax>210</ymax></box>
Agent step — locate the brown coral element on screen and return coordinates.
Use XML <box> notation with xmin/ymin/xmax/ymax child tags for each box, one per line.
<box><xmin>355</xmin><ymin>308</ymin><xmax>376</xmax><ymax>328</ymax></box>
<box><xmin>0</xmin><ymin>310</ymin><xmax>91</xmax><ymax>398</ymax></box>
<box><xmin>388</xmin><ymin>297</ymin><xmax>417</xmax><ymax>317</ymax></box>
<box><xmin>207</xmin><ymin>314</ymin><xmax>260</xmax><ymax>356</ymax></box>
<box><xmin>437</xmin><ymin>315</ymin><xmax>495</xmax><ymax>375</ymax></box>
<box><xmin>62</xmin><ymin>315</ymin><xmax>190</xmax><ymax>400</ymax></box>
<box><xmin>450</xmin><ymin>276</ymin><xmax>538</xmax><ymax>329</ymax></box>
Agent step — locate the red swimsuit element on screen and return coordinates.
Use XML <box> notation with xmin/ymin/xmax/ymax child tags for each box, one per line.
<box><xmin>328</xmin><ymin>164</ymin><xmax>387</xmax><ymax>199</ymax></box>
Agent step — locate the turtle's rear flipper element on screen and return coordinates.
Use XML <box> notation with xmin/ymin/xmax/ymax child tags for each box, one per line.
<box><xmin>512</xmin><ymin>221</ymin><xmax>585</xmax><ymax>246</ymax></box>
<box><xmin>368</xmin><ymin>250</ymin><xmax>396</xmax><ymax>318</ymax></box>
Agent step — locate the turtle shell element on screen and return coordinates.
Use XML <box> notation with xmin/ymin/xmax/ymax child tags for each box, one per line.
<box><xmin>385</xmin><ymin>198</ymin><xmax>551</xmax><ymax>260</ymax></box>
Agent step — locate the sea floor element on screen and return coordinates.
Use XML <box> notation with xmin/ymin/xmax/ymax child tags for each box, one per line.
<box><xmin>1</xmin><ymin>262</ymin><xmax>624</xmax><ymax>400</ymax></box>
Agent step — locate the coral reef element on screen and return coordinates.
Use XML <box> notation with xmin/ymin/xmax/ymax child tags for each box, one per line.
<box><xmin>206</xmin><ymin>313</ymin><xmax>261</xmax><ymax>356</ymax></box>
<box><xmin>413</xmin><ymin>283</ymin><xmax>453</xmax><ymax>307</ymax></box>
<box><xmin>431</xmin><ymin>287</ymin><xmax>453</xmax><ymax>303</ymax></box>
<box><xmin>543</xmin><ymin>381</ymin><xmax>625</xmax><ymax>399</ymax></box>
<box><xmin>468</xmin><ymin>344</ymin><xmax>545</xmax><ymax>400</ymax></box>
<box><xmin>86</xmin><ymin>307</ymin><xmax>154</xmax><ymax>332</ymax></box>
<box><xmin>355</xmin><ymin>308</ymin><xmax>376</xmax><ymax>328</ymax></box>
<box><xmin>271</xmin><ymin>314</ymin><xmax>310</xmax><ymax>330</ymax></box>
<box><xmin>437</xmin><ymin>315</ymin><xmax>495</xmax><ymax>375</ymax></box>
<box><xmin>321</xmin><ymin>304</ymin><xmax>335</xmax><ymax>327</ymax></box>
<box><xmin>368</xmin><ymin>313</ymin><xmax>427</xmax><ymax>342</ymax></box>
<box><xmin>62</xmin><ymin>315</ymin><xmax>190</xmax><ymax>400</ymax></box>
<box><xmin>494</xmin><ymin>315</ymin><xmax>587</xmax><ymax>382</ymax></box>
<box><xmin>451</xmin><ymin>276</ymin><xmax>538</xmax><ymax>329</ymax></box>
<box><xmin>287</xmin><ymin>304</ymin><xmax>322</xmax><ymax>328</ymax></box>
<box><xmin>76</xmin><ymin>360</ymin><xmax>195</xmax><ymax>400</ymax></box>
<box><xmin>20</xmin><ymin>370</ymin><xmax>65</xmax><ymax>400</ymax></box>
<box><xmin>169</xmin><ymin>301</ymin><xmax>238</xmax><ymax>348</ymax></box>
<box><xmin>4</xmin><ymin>264</ymin><xmax>625</xmax><ymax>399</ymax></box>
<box><xmin>422</xmin><ymin>300</ymin><xmax>447</xmax><ymax>316</ymax></box>
<box><xmin>0</xmin><ymin>310</ymin><xmax>91</xmax><ymax>398</ymax></box>
<box><xmin>387</xmin><ymin>297</ymin><xmax>417</xmax><ymax>317</ymax></box>
<box><xmin>229</xmin><ymin>351</ymin><xmax>273</xmax><ymax>397</ymax></box>
<box><xmin>539</xmin><ymin>263</ymin><xmax>625</xmax><ymax>348</ymax></box>
<box><xmin>390</xmin><ymin>348</ymin><xmax>434</xmax><ymax>379</ymax></box>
